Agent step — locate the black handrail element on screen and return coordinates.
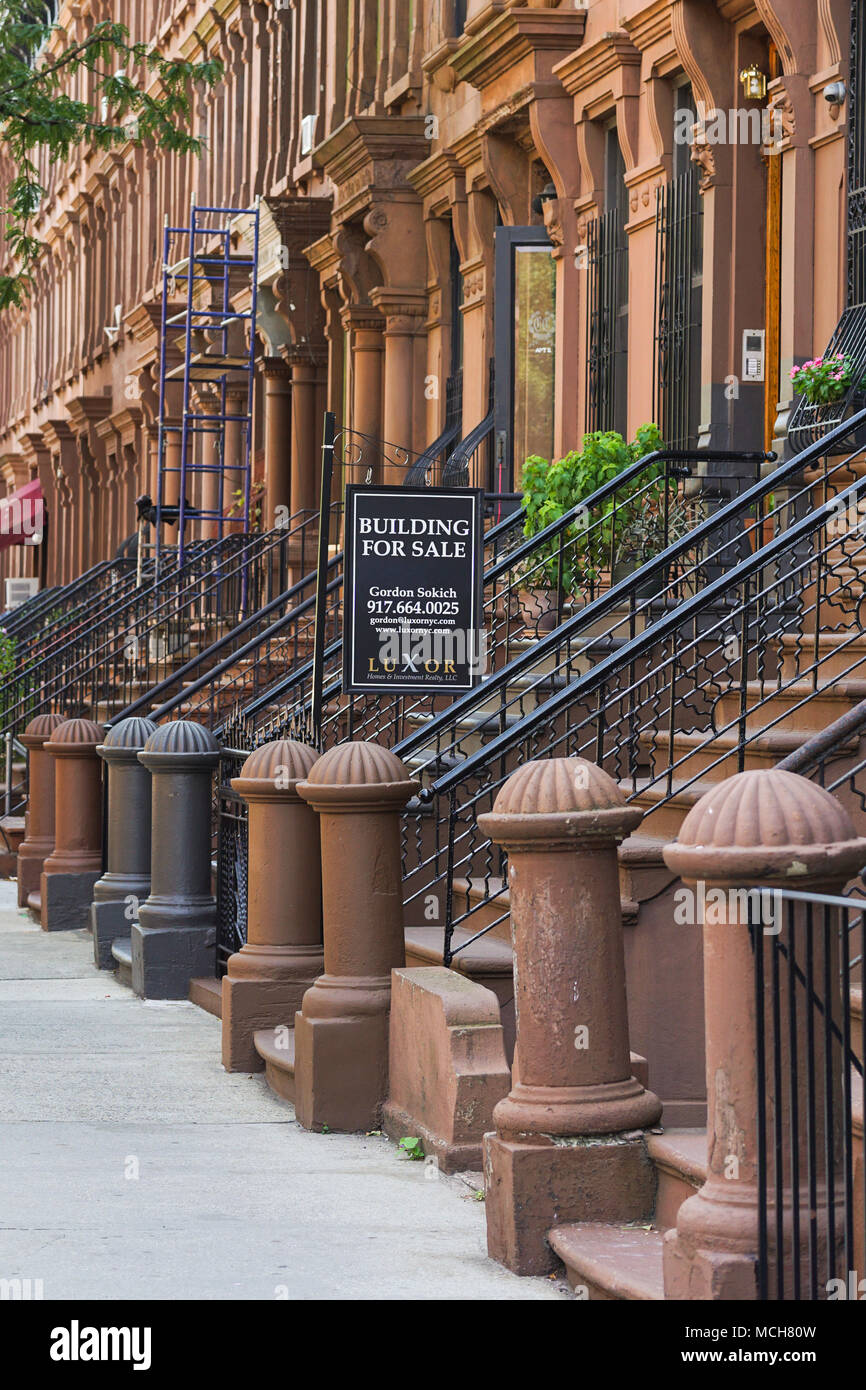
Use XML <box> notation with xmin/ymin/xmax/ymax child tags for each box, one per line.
<box><xmin>110</xmin><ymin>556</ymin><xmax>342</xmax><ymax>727</ymax></box>
<box><xmin>413</xmin><ymin>407</ymin><xmax>866</xmax><ymax>794</ymax></box>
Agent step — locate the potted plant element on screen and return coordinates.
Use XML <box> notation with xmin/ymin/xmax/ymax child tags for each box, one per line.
<box><xmin>789</xmin><ymin>354</ymin><xmax>866</xmax><ymax>406</ymax></box>
<box><xmin>517</xmin><ymin>424</ymin><xmax>664</xmax><ymax>625</ymax></box>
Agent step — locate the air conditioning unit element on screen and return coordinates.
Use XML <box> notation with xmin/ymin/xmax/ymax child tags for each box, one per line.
<box><xmin>5</xmin><ymin>577</ymin><xmax>39</xmax><ymax>609</ymax></box>
<box><xmin>300</xmin><ymin>113</ymin><xmax>317</xmax><ymax>157</ymax></box>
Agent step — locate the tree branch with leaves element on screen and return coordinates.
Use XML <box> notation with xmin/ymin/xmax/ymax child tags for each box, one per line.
<box><xmin>0</xmin><ymin>2</ymin><xmax>223</xmax><ymax>309</ymax></box>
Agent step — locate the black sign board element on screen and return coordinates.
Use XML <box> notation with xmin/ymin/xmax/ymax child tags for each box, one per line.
<box><xmin>343</xmin><ymin>484</ymin><xmax>485</xmax><ymax>695</ymax></box>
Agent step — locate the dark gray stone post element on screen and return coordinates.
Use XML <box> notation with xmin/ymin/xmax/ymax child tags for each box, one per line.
<box><xmin>91</xmin><ymin>717</ymin><xmax>156</xmax><ymax>969</ymax></box>
<box><xmin>132</xmin><ymin>720</ymin><xmax>221</xmax><ymax>999</ymax></box>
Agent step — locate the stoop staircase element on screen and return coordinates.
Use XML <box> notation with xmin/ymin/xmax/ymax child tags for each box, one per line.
<box><xmin>243</xmin><ymin>409</ymin><xmax>866</xmax><ymax>1293</ymax></box>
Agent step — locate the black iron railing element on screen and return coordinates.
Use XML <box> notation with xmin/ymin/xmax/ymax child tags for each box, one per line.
<box><xmin>213</xmin><ymin>443</ymin><xmax>770</xmax><ymax>966</ymax></box>
<box><xmin>5</xmin><ymin>556</ymin><xmax>136</xmax><ymax>663</ymax></box>
<box><xmin>586</xmin><ymin>208</ymin><xmax>626</xmax><ymax>433</ymax></box>
<box><xmin>788</xmin><ymin>0</ymin><xmax>866</xmax><ymax>451</ymax></box>
<box><xmin>0</xmin><ymin>511</ymin><xmax>319</xmax><ymax>741</ymax></box>
<box><xmin>654</xmin><ymin>168</ymin><xmax>703</xmax><ymax>451</ymax></box>
<box><xmin>389</xmin><ymin>409</ymin><xmax>866</xmax><ymax>965</ymax></box>
<box><xmin>750</xmin><ymin>886</ymin><xmax>863</xmax><ymax>1301</ymax></box>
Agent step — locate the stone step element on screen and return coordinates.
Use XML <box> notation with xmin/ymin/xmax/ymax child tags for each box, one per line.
<box><xmin>404</xmin><ymin>925</ymin><xmax>516</xmax><ymax>1062</ymax></box>
<box><xmin>253</xmin><ymin>1025</ymin><xmax>296</xmax><ymax>1104</ymax></box>
<box><xmin>189</xmin><ymin>976</ymin><xmax>221</xmax><ymax>1018</ymax></box>
<box><xmin>547</xmin><ymin>1222</ymin><xmax>665</xmax><ymax>1300</ymax></box>
<box><xmin>623</xmin><ymin>779</ymin><xmax>711</xmax><ymax>841</ymax></box>
<box><xmin>713</xmin><ymin>678</ymin><xmax>866</xmax><ymax>734</ymax></box>
<box><xmin>647</xmin><ymin>1128</ymin><xmax>707</xmax><ymax>1231</ymax></box>
<box><xmin>780</xmin><ymin>630</ymin><xmax>866</xmax><ymax>682</ymax></box>
<box><xmin>111</xmin><ymin>936</ymin><xmax>133</xmax><ymax>989</ymax></box>
<box><xmin>642</xmin><ymin>726</ymin><xmax>838</xmax><ymax>782</ymax></box>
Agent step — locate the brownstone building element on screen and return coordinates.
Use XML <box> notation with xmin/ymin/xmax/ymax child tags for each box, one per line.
<box><xmin>0</xmin><ymin>0</ymin><xmax>853</xmax><ymax>588</ymax></box>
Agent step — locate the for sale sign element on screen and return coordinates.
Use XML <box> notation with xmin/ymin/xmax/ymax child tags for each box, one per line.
<box><xmin>343</xmin><ymin>485</ymin><xmax>485</xmax><ymax>694</ymax></box>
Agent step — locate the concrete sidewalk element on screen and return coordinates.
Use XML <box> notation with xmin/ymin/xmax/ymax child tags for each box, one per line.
<box><xmin>0</xmin><ymin>883</ymin><xmax>566</xmax><ymax>1301</ymax></box>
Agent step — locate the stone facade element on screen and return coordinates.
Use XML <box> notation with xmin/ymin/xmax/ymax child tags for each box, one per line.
<box><xmin>0</xmin><ymin>0</ymin><xmax>851</xmax><ymax>589</ymax></box>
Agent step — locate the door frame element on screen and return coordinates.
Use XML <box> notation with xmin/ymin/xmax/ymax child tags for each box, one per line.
<box><xmin>493</xmin><ymin>224</ymin><xmax>555</xmax><ymax>495</ymax></box>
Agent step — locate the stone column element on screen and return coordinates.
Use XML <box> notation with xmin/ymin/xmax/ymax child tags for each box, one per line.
<box><xmin>294</xmin><ymin>740</ymin><xmax>418</xmax><ymax>1133</ymax></box>
<box><xmin>287</xmin><ymin>352</ymin><xmax>324</xmax><ymax>516</ymax></box>
<box><xmin>17</xmin><ymin>712</ymin><xmax>65</xmax><ymax>911</ymax></box>
<box><xmin>371</xmin><ymin>291</ymin><xmax>426</xmax><ymax>479</ymax></box>
<box><xmin>222</xmin><ymin>738</ymin><xmax>323</xmax><ymax>1073</ymax></box>
<box><xmin>344</xmin><ymin>308</ymin><xmax>384</xmax><ymax>456</ymax></box>
<box><xmin>195</xmin><ymin>391</ymin><xmax>222</xmax><ymax>540</ymax></box>
<box><xmin>222</xmin><ymin>386</ymin><xmax>247</xmax><ymax>520</ymax></box>
<box><xmin>663</xmin><ymin>768</ymin><xmax>866</xmax><ymax>1301</ymax></box>
<box><xmin>262</xmin><ymin>357</ymin><xmax>292</xmax><ymax>527</ymax></box>
<box><xmin>40</xmin><ymin>718</ymin><xmax>104</xmax><ymax>932</ymax></box>
<box><xmin>134</xmin><ymin>720</ymin><xmax>221</xmax><ymax>999</ymax></box>
<box><xmin>91</xmin><ymin>717</ymin><xmax>156</xmax><ymax>969</ymax></box>
<box><xmin>478</xmin><ymin>757</ymin><xmax>661</xmax><ymax>1276</ymax></box>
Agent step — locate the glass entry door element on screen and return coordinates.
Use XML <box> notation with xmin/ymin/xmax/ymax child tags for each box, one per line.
<box><xmin>493</xmin><ymin>226</ymin><xmax>556</xmax><ymax>495</ymax></box>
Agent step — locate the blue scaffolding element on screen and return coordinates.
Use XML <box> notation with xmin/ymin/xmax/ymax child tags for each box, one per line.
<box><xmin>154</xmin><ymin>197</ymin><xmax>261</xmax><ymax>567</ymax></box>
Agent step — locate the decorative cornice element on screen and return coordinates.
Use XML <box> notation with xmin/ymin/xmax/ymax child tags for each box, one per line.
<box><xmin>452</xmin><ymin>8</ymin><xmax>587</xmax><ymax>91</ymax></box>
<box><xmin>622</xmin><ymin>0</ymin><xmax>675</xmax><ymax>52</ymax></box>
<box><xmin>408</xmin><ymin>149</ymin><xmax>465</xmax><ymax>201</ymax></box>
<box><xmin>554</xmin><ymin>29</ymin><xmax>641</xmax><ymax>97</ymax></box>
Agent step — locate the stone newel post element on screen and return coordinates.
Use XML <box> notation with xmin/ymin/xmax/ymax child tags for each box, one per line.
<box><xmin>222</xmin><ymin>738</ymin><xmax>323</xmax><ymax>1072</ymax></box>
<box><xmin>663</xmin><ymin>768</ymin><xmax>866</xmax><ymax>1300</ymax></box>
<box><xmin>294</xmin><ymin>740</ymin><xmax>418</xmax><ymax>1133</ymax></box>
<box><xmin>17</xmin><ymin>712</ymin><xmax>64</xmax><ymax>910</ymax></box>
<box><xmin>478</xmin><ymin>757</ymin><xmax>662</xmax><ymax>1276</ymax></box>
<box><xmin>91</xmin><ymin>717</ymin><xmax>156</xmax><ymax>969</ymax></box>
<box><xmin>134</xmin><ymin>720</ymin><xmax>221</xmax><ymax>999</ymax></box>
<box><xmin>40</xmin><ymin>717</ymin><xmax>104</xmax><ymax>931</ymax></box>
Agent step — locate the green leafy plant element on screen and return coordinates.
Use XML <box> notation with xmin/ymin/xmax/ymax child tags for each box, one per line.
<box><xmin>789</xmin><ymin>354</ymin><xmax>866</xmax><ymax>406</ymax></box>
<box><xmin>398</xmin><ymin>1136</ymin><xmax>425</xmax><ymax>1161</ymax></box>
<box><xmin>518</xmin><ymin>424</ymin><xmax>665</xmax><ymax>595</ymax></box>
<box><xmin>0</xmin><ymin>4</ymin><xmax>223</xmax><ymax>309</ymax></box>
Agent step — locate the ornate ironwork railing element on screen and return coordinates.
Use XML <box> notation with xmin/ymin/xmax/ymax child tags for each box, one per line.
<box><xmin>0</xmin><ymin>510</ymin><xmax>320</xmax><ymax>742</ymax></box>
<box><xmin>749</xmin><ymin>886</ymin><xmax>863</xmax><ymax>1301</ymax></box>
<box><xmin>213</xmin><ymin>443</ymin><xmax>770</xmax><ymax>968</ymax></box>
<box><xmin>391</xmin><ymin>408</ymin><xmax>866</xmax><ymax>965</ymax></box>
<box><xmin>4</xmin><ymin>556</ymin><xmax>136</xmax><ymax>663</ymax></box>
<box><xmin>585</xmin><ymin>208</ymin><xmax>626</xmax><ymax>433</ymax></box>
<box><xmin>403</xmin><ymin>373</ymin><xmax>463</xmax><ymax>487</ymax></box>
<box><xmin>788</xmin><ymin>0</ymin><xmax>866</xmax><ymax>451</ymax></box>
<box><xmin>654</xmin><ymin>167</ymin><xmax>703</xmax><ymax>451</ymax></box>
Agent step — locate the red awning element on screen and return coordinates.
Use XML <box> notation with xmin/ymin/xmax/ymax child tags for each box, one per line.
<box><xmin>0</xmin><ymin>478</ymin><xmax>44</xmax><ymax>553</ymax></box>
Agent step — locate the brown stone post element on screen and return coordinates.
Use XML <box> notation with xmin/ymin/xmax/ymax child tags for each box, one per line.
<box><xmin>262</xmin><ymin>358</ymin><xmax>292</xmax><ymax>526</ymax></box>
<box><xmin>16</xmin><ymin>712</ymin><xmax>65</xmax><ymax>910</ymax></box>
<box><xmin>40</xmin><ymin>718</ymin><xmax>104</xmax><ymax>931</ymax></box>
<box><xmin>288</xmin><ymin>353</ymin><xmax>326</xmax><ymax>516</ymax></box>
<box><xmin>294</xmin><ymin>740</ymin><xmax>418</xmax><ymax>1132</ymax></box>
<box><xmin>478</xmin><ymin>757</ymin><xmax>662</xmax><ymax>1276</ymax></box>
<box><xmin>663</xmin><ymin>768</ymin><xmax>866</xmax><ymax>1300</ymax></box>
<box><xmin>222</xmin><ymin>738</ymin><xmax>323</xmax><ymax>1073</ymax></box>
<box><xmin>222</xmin><ymin>386</ymin><xmax>247</xmax><ymax>518</ymax></box>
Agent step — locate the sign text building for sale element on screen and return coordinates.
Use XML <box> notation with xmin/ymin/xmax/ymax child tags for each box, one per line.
<box><xmin>343</xmin><ymin>486</ymin><xmax>485</xmax><ymax>694</ymax></box>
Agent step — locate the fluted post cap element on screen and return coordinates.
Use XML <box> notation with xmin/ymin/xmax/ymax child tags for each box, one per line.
<box><xmin>479</xmin><ymin>757</ymin><xmax>643</xmax><ymax>850</ymax></box>
<box><xmin>297</xmin><ymin>740</ymin><xmax>419</xmax><ymax>812</ymax></box>
<box><xmin>663</xmin><ymin>769</ymin><xmax>866</xmax><ymax>889</ymax></box>
<box><xmin>20</xmin><ymin>712</ymin><xmax>66</xmax><ymax>749</ymax></box>
<box><xmin>97</xmin><ymin>716</ymin><xmax>157</xmax><ymax>765</ymax></box>
<box><xmin>231</xmin><ymin>738</ymin><xmax>319</xmax><ymax>803</ymax></box>
<box><xmin>44</xmin><ymin>717</ymin><xmax>104</xmax><ymax>758</ymax></box>
<box><xmin>138</xmin><ymin>719</ymin><xmax>221</xmax><ymax>772</ymax></box>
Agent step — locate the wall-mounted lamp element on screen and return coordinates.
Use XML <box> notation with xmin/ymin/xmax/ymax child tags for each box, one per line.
<box><xmin>739</xmin><ymin>65</ymin><xmax>768</xmax><ymax>101</ymax></box>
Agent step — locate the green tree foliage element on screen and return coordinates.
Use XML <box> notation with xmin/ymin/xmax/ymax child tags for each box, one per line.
<box><xmin>0</xmin><ymin>2</ymin><xmax>222</xmax><ymax>308</ymax></box>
